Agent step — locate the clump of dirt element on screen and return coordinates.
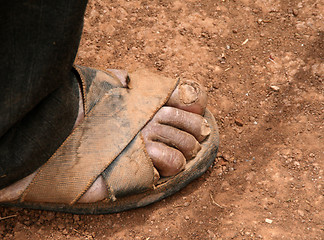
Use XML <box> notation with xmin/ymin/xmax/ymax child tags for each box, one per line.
<box><xmin>1</xmin><ymin>0</ymin><xmax>323</xmax><ymax>239</ymax></box>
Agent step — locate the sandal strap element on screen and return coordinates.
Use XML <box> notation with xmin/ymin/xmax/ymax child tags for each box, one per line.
<box><xmin>72</xmin><ymin>65</ymin><xmax>127</xmax><ymax>114</ymax></box>
<box><xmin>20</xmin><ymin>69</ymin><xmax>178</xmax><ymax>205</ymax></box>
<box><xmin>101</xmin><ymin>133</ymin><xmax>156</xmax><ymax>200</ymax></box>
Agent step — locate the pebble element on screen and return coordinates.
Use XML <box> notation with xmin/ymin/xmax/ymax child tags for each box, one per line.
<box><xmin>265</xmin><ymin>218</ymin><xmax>273</xmax><ymax>224</ymax></box>
<box><xmin>58</xmin><ymin>224</ymin><xmax>64</xmax><ymax>230</ymax></box>
<box><xmin>297</xmin><ymin>209</ymin><xmax>305</xmax><ymax>217</ymax></box>
<box><xmin>221</xmin><ymin>181</ymin><xmax>230</xmax><ymax>191</ymax></box>
<box><xmin>293</xmin><ymin>161</ymin><xmax>300</xmax><ymax>167</ymax></box>
<box><xmin>185</xmin><ymin>216</ymin><xmax>190</xmax><ymax>220</ymax></box>
<box><xmin>207</xmin><ymin>230</ymin><xmax>217</xmax><ymax>239</ymax></box>
<box><xmin>222</xmin><ymin>153</ymin><xmax>230</xmax><ymax>161</ymax></box>
<box><xmin>235</xmin><ymin>118</ymin><xmax>244</xmax><ymax>126</ymax></box>
<box><xmin>44</xmin><ymin>212</ymin><xmax>55</xmax><ymax>221</ymax></box>
<box><xmin>270</xmin><ymin>85</ymin><xmax>280</xmax><ymax>91</ymax></box>
<box><xmin>234</xmin><ymin>125</ymin><xmax>243</xmax><ymax>134</ymax></box>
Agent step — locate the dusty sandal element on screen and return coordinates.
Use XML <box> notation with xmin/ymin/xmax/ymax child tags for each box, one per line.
<box><xmin>0</xmin><ymin>66</ymin><xmax>219</xmax><ymax>214</ymax></box>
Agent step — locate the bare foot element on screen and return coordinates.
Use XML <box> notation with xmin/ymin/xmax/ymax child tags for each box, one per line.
<box><xmin>0</xmin><ymin>78</ymin><xmax>209</xmax><ymax>203</ymax></box>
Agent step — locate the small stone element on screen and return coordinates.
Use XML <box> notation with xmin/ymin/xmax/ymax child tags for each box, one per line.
<box><xmin>293</xmin><ymin>161</ymin><xmax>300</xmax><ymax>167</ymax></box>
<box><xmin>297</xmin><ymin>209</ymin><xmax>305</xmax><ymax>217</ymax></box>
<box><xmin>212</xmin><ymin>82</ymin><xmax>220</xmax><ymax>89</ymax></box>
<box><xmin>218</xmin><ymin>158</ymin><xmax>227</xmax><ymax>166</ymax></box>
<box><xmin>292</xmin><ymin>9</ymin><xmax>299</xmax><ymax>16</ymax></box>
<box><xmin>234</xmin><ymin>127</ymin><xmax>243</xmax><ymax>134</ymax></box>
<box><xmin>265</xmin><ymin>218</ymin><xmax>273</xmax><ymax>224</ymax></box>
<box><xmin>232</xmin><ymin>29</ymin><xmax>238</xmax><ymax>33</ymax></box>
<box><xmin>185</xmin><ymin>216</ymin><xmax>190</xmax><ymax>220</ymax></box>
<box><xmin>207</xmin><ymin>230</ymin><xmax>217</xmax><ymax>239</ymax></box>
<box><xmin>62</xmin><ymin>229</ymin><xmax>68</xmax><ymax>235</ymax></box>
<box><xmin>281</xmin><ymin>148</ymin><xmax>292</xmax><ymax>156</ymax></box>
<box><xmin>252</xmin><ymin>9</ymin><xmax>260</xmax><ymax>14</ymax></box>
<box><xmin>44</xmin><ymin>212</ymin><xmax>55</xmax><ymax>221</ymax></box>
<box><xmin>58</xmin><ymin>224</ymin><xmax>64</xmax><ymax>230</ymax></box>
<box><xmin>221</xmin><ymin>181</ymin><xmax>230</xmax><ymax>191</ymax></box>
<box><xmin>270</xmin><ymin>85</ymin><xmax>280</xmax><ymax>91</ymax></box>
<box><xmin>235</xmin><ymin>118</ymin><xmax>244</xmax><ymax>126</ymax></box>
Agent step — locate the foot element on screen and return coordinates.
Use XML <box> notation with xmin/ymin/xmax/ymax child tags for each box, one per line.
<box><xmin>0</xmin><ymin>78</ymin><xmax>209</xmax><ymax>203</ymax></box>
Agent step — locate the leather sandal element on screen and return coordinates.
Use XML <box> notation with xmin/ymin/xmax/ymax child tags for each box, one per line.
<box><xmin>0</xmin><ymin>66</ymin><xmax>219</xmax><ymax>214</ymax></box>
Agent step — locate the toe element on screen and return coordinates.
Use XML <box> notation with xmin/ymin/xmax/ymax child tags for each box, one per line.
<box><xmin>144</xmin><ymin>141</ymin><xmax>186</xmax><ymax>177</ymax></box>
<box><xmin>142</xmin><ymin>122</ymin><xmax>201</xmax><ymax>160</ymax></box>
<box><xmin>153</xmin><ymin>106</ymin><xmax>211</xmax><ymax>142</ymax></box>
<box><xmin>166</xmin><ymin>80</ymin><xmax>207</xmax><ymax>115</ymax></box>
<box><xmin>78</xmin><ymin>176</ymin><xmax>108</xmax><ymax>203</ymax></box>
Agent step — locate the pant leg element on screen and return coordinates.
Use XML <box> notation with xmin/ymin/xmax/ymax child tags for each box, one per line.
<box><xmin>0</xmin><ymin>0</ymin><xmax>88</xmax><ymax>189</ymax></box>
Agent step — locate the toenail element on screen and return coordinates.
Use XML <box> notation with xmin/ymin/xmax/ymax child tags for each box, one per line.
<box><xmin>190</xmin><ymin>142</ymin><xmax>202</xmax><ymax>159</ymax></box>
<box><xmin>179</xmin><ymin>81</ymin><xmax>200</xmax><ymax>105</ymax></box>
<box><xmin>201</xmin><ymin>119</ymin><xmax>211</xmax><ymax>138</ymax></box>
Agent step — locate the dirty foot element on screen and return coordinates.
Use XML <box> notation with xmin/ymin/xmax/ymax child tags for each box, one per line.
<box><xmin>0</xmin><ymin>78</ymin><xmax>209</xmax><ymax>203</ymax></box>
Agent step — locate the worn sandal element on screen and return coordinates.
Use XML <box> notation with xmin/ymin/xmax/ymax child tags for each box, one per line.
<box><xmin>0</xmin><ymin>66</ymin><xmax>219</xmax><ymax>214</ymax></box>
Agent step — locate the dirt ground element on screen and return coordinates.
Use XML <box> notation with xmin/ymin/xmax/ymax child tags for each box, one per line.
<box><xmin>1</xmin><ymin>0</ymin><xmax>323</xmax><ymax>239</ymax></box>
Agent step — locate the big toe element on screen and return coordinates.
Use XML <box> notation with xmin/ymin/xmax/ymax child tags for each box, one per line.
<box><xmin>166</xmin><ymin>80</ymin><xmax>208</xmax><ymax>115</ymax></box>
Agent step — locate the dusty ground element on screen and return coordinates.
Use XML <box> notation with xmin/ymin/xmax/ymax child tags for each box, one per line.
<box><xmin>1</xmin><ymin>0</ymin><xmax>323</xmax><ymax>239</ymax></box>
